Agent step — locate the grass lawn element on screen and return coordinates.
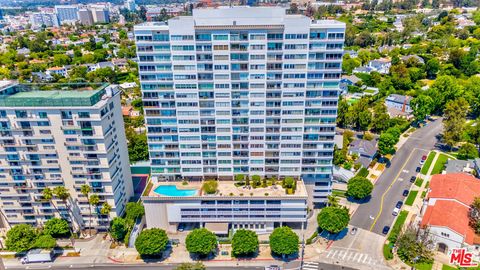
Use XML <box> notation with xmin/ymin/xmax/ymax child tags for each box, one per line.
<box><xmin>405</xmin><ymin>190</ymin><xmax>418</xmax><ymax>206</ymax></box>
<box><xmin>383</xmin><ymin>243</ymin><xmax>393</xmax><ymax>260</ymax></box>
<box><xmin>442</xmin><ymin>265</ymin><xmax>458</xmax><ymax>270</ymax></box>
<box><xmin>332</xmin><ymin>189</ymin><xmax>347</xmax><ymax>198</ymax></box>
<box><xmin>421</xmin><ymin>152</ymin><xmax>436</xmax><ymax>174</ymax></box>
<box><xmin>431</xmin><ymin>153</ymin><xmax>450</xmax><ymax>175</ymax></box>
<box><xmin>415</xmin><ymin>178</ymin><xmax>424</xmax><ymax>188</ymax></box>
<box><xmin>421</xmin><ymin>190</ymin><xmax>427</xmax><ymax>199</ymax></box>
<box><xmin>414</xmin><ymin>262</ymin><xmax>433</xmax><ymax>270</ymax></box>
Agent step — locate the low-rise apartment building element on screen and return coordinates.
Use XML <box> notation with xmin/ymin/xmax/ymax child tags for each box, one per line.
<box><xmin>142</xmin><ymin>180</ymin><xmax>308</xmax><ymax>234</ymax></box>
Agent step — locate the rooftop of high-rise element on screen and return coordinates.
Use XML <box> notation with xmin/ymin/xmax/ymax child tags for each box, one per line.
<box><xmin>0</xmin><ymin>81</ymin><xmax>117</xmax><ymax>107</ymax></box>
<box><xmin>135</xmin><ymin>6</ymin><xmax>345</xmax><ymax>29</ymax></box>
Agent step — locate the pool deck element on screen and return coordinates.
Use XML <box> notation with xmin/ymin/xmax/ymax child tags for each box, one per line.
<box><xmin>147</xmin><ymin>180</ymin><xmax>308</xmax><ymax>198</ymax></box>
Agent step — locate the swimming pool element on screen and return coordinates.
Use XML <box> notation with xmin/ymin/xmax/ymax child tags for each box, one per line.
<box><xmin>153</xmin><ymin>185</ymin><xmax>198</xmax><ymax>197</ymax></box>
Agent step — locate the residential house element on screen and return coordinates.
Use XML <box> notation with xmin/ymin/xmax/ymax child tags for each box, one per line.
<box><xmin>401</xmin><ymin>55</ymin><xmax>425</xmax><ymax>65</ymax></box>
<box><xmin>340</xmin><ymin>74</ymin><xmax>361</xmax><ymax>94</ymax></box>
<box><xmin>344</xmin><ymin>50</ymin><xmax>358</xmax><ymax>58</ymax></box>
<box><xmin>420</xmin><ymin>173</ymin><xmax>480</xmax><ymax>254</ymax></box>
<box><xmin>348</xmin><ymin>139</ymin><xmax>378</xmax><ymax>168</ymax></box>
<box><xmin>122</xmin><ymin>105</ymin><xmax>140</xmax><ymax>117</ymax></box>
<box><xmin>46</xmin><ymin>66</ymin><xmax>68</xmax><ymax>77</ymax></box>
<box><xmin>119</xmin><ymin>82</ymin><xmax>137</xmax><ymax>90</ymax></box>
<box><xmin>445</xmin><ymin>158</ymin><xmax>480</xmax><ymax>177</ymax></box>
<box><xmin>385</xmin><ymin>94</ymin><xmax>413</xmax><ymax>119</ymax></box>
<box><xmin>31</xmin><ymin>72</ymin><xmax>54</xmax><ymax>82</ymax></box>
<box><xmin>367</xmin><ymin>58</ymin><xmax>391</xmax><ymax>74</ymax></box>
<box><xmin>87</xmin><ymin>61</ymin><xmax>114</xmax><ymax>72</ymax></box>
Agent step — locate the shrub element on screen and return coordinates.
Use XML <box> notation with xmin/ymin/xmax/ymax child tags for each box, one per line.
<box><xmin>357</xmin><ymin>167</ymin><xmax>369</xmax><ymax>177</ymax></box>
<box><xmin>235</xmin><ymin>174</ymin><xmax>245</xmax><ymax>181</ymax></box>
<box><xmin>43</xmin><ymin>218</ymin><xmax>70</xmax><ymax>238</ymax></box>
<box><xmin>33</xmin><ymin>234</ymin><xmax>56</xmax><ymax>249</ymax></box>
<box><xmin>284</xmin><ymin>177</ymin><xmax>295</xmax><ymax>189</ymax></box>
<box><xmin>252</xmin><ymin>175</ymin><xmax>261</xmax><ymax>187</ymax></box>
<box><xmin>110</xmin><ymin>217</ymin><xmax>128</xmax><ymax>242</ymax></box>
<box><xmin>202</xmin><ymin>180</ymin><xmax>218</xmax><ymax>194</ymax></box>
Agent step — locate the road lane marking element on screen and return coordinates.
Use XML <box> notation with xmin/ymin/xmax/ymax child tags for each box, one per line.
<box><xmin>363</xmin><ymin>255</ymin><xmax>369</xmax><ymax>263</ymax></box>
<box><xmin>369</xmin><ymin>148</ymin><xmax>418</xmax><ymax>231</ymax></box>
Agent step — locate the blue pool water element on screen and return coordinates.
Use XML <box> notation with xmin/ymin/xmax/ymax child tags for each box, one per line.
<box><xmin>153</xmin><ymin>185</ymin><xmax>198</xmax><ymax>196</ymax></box>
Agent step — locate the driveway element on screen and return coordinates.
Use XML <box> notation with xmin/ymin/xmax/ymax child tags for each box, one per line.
<box><xmin>350</xmin><ymin>119</ymin><xmax>443</xmax><ymax>235</ymax></box>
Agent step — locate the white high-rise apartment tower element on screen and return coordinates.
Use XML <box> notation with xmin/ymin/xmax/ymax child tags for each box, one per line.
<box><xmin>0</xmin><ymin>82</ymin><xmax>133</xmax><ymax>230</ymax></box>
<box><xmin>134</xmin><ymin>7</ymin><xmax>345</xmax><ymax>204</ymax></box>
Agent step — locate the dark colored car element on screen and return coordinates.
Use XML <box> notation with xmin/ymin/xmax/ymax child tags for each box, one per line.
<box><xmin>396</xmin><ymin>201</ymin><xmax>403</xmax><ymax>208</ymax></box>
<box><xmin>410</xmin><ymin>176</ymin><xmax>416</xmax><ymax>182</ymax></box>
<box><xmin>382</xmin><ymin>226</ymin><xmax>390</xmax><ymax>234</ymax></box>
<box><xmin>403</xmin><ymin>189</ymin><xmax>409</xmax><ymax>196</ymax></box>
<box><xmin>416</xmin><ymin>167</ymin><xmax>421</xmax><ymax>173</ymax></box>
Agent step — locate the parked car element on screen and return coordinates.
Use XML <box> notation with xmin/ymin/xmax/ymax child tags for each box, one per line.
<box><xmin>392</xmin><ymin>207</ymin><xmax>400</xmax><ymax>216</ymax></box>
<box><xmin>403</xmin><ymin>190</ymin><xmax>409</xmax><ymax>196</ymax></box>
<box><xmin>416</xmin><ymin>167</ymin><xmax>421</xmax><ymax>173</ymax></box>
<box><xmin>265</xmin><ymin>265</ymin><xmax>281</xmax><ymax>270</ymax></box>
<box><xmin>382</xmin><ymin>226</ymin><xmax>390</xmax><ymax>234</ymax></box>
<box><xmin>410</xmin><ymin>176</ymin><xmax>416</xmax><ymax>182</ymax></box>
<box><xmin>396</xmin><ymin>201</ymin><xmax>403</xmax><ymax>209</ymax></box>
<box><xmin>420</xmin><ymin>155</ymin><xmax>427</xmax><ymax>164</ymax></box>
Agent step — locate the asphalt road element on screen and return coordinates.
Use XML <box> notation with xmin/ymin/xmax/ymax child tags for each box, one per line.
<box><xmin>4</xmin><ymin>261</ymin><xmax>356</xmax><ymax>270</ymax></box>
<box><xmin>350</xmin><ymin>118</ymin><xmax>443</xmax><ymax>235</ymax></box>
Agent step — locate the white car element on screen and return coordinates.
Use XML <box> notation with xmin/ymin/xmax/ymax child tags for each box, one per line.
<box><xmin>392</xmin><ymin>208</ymin><xmax>400</xmax><ymax>216</ymax></box>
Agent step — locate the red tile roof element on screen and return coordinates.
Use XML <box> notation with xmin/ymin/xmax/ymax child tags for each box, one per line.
<box><xmin>428</xmin><ymin>173</ymin><xmax>480</xmax><ymax>206</ymax></box>
<box><xmin>420</xmin><ymin>200</ymin><xmax>477</xmax><ymax>245</ymax></box>
<box><xmin>421</xmin><ymin>173</ymin><xmax>480</xmax><ymax>245</ymax></box>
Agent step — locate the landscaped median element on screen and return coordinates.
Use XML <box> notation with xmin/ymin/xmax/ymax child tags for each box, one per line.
<box><xmin>383</xmin><ymin>210</ymin><xmax>409</xmax><ymax>261</ymax></box>
<box><xmin>405</xmin><ymin>191</ymin><xmax>418</xmax><ymax>206</ymax></box>
<box><xmin>421</xmin><ymin>152</ymin><xmax>436</xmax><ymax>174</ymax></box>
<box><xmin>431</xmin><ymin>153</ymin><xmax>449</xmax><ymax>175</ymax></box>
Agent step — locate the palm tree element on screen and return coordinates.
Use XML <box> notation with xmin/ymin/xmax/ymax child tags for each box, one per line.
<box><xmin>89</xmin><ymin>194</ymin><xmax>100</xmax><ymax>235</ymax></box>
<box><xmin>80</xmin><ymin>185</ymin><xmax>92</xmax><ymax>236</ymax></box>
<box><xmin>53</xmin><ymin>186</ymin><xmax>78</xmax><ymax>231</ymax></box>
<box><xmin>45</xmin><ymin>187</ymin><xmax>74</xmax><ymax>246</ymax></box>
<box><xmin>100</xmin><ymin>202</ymin><xmax>112</xmax><ymax>235</ymax></box>
<box><xmin>327</xmin><ymin>195</ymin><xmax>340</xmax><ymax>207</ymax></box>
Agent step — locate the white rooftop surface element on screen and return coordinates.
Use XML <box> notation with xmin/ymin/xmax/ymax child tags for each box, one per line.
<box><xmin>135</xmin><ymin>7</ymin><xmax>345</xmax><ymax>29</ymax></box>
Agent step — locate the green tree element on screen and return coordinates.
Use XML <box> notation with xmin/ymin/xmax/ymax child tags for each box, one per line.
<box><xmin>43</xmin><ymin>218</ymin><xmax>70</xmax><ymax>238</ymax></box>
<box><xmin>110</xmin><ymin>217</ymin><xmax>128</xmax><ymax>242</ymax></box>
<box><xmin>80</xmin><ymin>184</ymin><xmax>93</xmax><ymax>236</ymax></box>
<box><xmin>101</xmin><ymin>202</ymin><xmax>112</xmax><ymax>230</ymax></box>
<box><xmin>378</xmin><ymin>132</ymin><xmax>397</xmax><ymax>155</ymax></box>
<box><xmin>317</xmin><ymin>207</ymin><xmax>350</xmax><ymax>234</ymax></box>
<box><xmin>135</xmin><ymin>228</ymin><xmax>169</xmax><ymax>256</ymax></box>
<box><xmin>342</xmin><ymin>54</ymin><xmax>361</xmax><ymax>74</ymax></box>
<box><xmin>396</xmin><ymin>225</ymin><xmax>434</xmax><ymax>264</ymax></box>
<box><xmin>52</xmin><ymin>186</ymin><xmax>79</xmax><ymax>231</ymax></box>
<box><xmin>411</xmin><ymin>95</ymin><xmax>434</xmax><ymax>121</ymax></box>
<box><xmin>186</xmin><ymin>228</ymin><xmax>217</xmax><ymax>257</ymax></box>
<box><xmin>425</xmin><ymin>58</ymin><xmax>440</xmax><ymax>79</ymax></box>
<box><xmin>86</xmin><ymin>67</ymin><xmax>116</xmax><ymax>83</ymax></box>
<box><xmin>427</xmin><ymin>75</ymin><xmax>463</xmax><ymax>113</ymax></box>
<box><xmin>89</xmin><ymin>194</ymin><xmax>100</xmax><ymax>230</ymax></box>
<box><xmin>125</xmin><ymin>202</ymin><xmax>145</xmax><ymax>225</ymax></box>
<box><xmin>269</xmin><ymin>226</ymin><xmax>299</xmax><ymax>258</ymax></box>
<box><xmin>443</xmin><ymin>98</ymin><xmax>469</xmax><ymax>149</ymax></box>
<box><xmin>6</xmin><ymin>224</ymin><xmax>37</xmax><ymax>252</ymax></box>
<box><xmin>346</xmin><ymin>176</ymin><xmax>374</xmax><ymax>199</ymax></box>
<box><xmin>358</xmin><ymin>110</ymin><xmax>372</xmax><ymax>131</ymax></box>
<box><xmin>371</xmin><ymin>103</ymin><xmax>390</xmax><ymax>132</ymax></box>
<box><xmin>174</xmin><ymin>263</ymin><xmax>206</xmax><ymax>270</ymax></box>
<box><xmin>126</xmin><ymin>129</ymin><xmax>149</xmax><ymax>162</ymax></box>
<box><xmin>52</xmin><ymin>54</ymin><xmax>71</xmax><ymax>67</ymax></box>
<box><xmin>202</xmin><ymin>180</ymin><xmax>218</xmax><ymax>194</ymax></box>
<box><xmin>231</xmin><ymin>229</ymin><xmax>259</xmax><ymax>257</ymax></box>
<box><xmin>458</xmin><ymin>143</ymin><xmax>479</xmax><ymax>160</ymax></box>
<box><xmin>33</xmin><ymin>234</ymin><xmax>56</xmax><ymax>249</ymax></box>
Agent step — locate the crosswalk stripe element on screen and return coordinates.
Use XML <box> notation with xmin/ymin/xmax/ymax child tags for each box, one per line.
<box><xmin>363</xmin><ymin>255</ymin><xmax>369</xmax><ymax>263</ymax></box>
<box><xmin>358</xmin><ymin>254</ymin><xmax>366</xmax><ymax>262</ymax></box>
<box><xmin>367</xmin><ymin>257</ymin><xmax>372</xmax><ymax>264</ymax></box>
<box><xmin>326</xmin><ymin>250</ymin><xmax>333</xmax><ymax>258</ymax></box>
<box><xmin>347</xmin><ymin>252</ymin><xmax>355</xmax><ymax>261</ymax></box>
<box><xmin>352</xmin><ymin>253</ymin><xmax>360</xmax><ymax>261</ymax></box>
<box><xmin>342</xmin><ymin>251</ymin><xmax>348</xmax><ymax>260</ymax></box>
<box><xmin>303</xmin><ymin>266</ymin><xmax>318</xmax><ymax>270</ymax></box>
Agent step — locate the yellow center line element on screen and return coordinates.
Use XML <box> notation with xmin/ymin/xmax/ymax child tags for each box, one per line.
<box><xmin>369</xmin><ymin>148</ymin><xmax>418</xmax><ymax>232</ymax></box>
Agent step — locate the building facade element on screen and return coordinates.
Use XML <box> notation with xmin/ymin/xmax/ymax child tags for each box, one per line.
<box><xmin>78</xmin><ymin>9</ymin><xmax>94</xmax><ymax>26</ymax></box>
<box><xmin>0</xmin><ymin>82</ymin><xmax>133</xmax><ymax>231</ymax></box>
<box><xmin>142</xmin><ymin>180</ymin><xmax>308</xmax><ymax>234</ymax></box>
<box><xmin>134</xmin><ymin>7</ymin><xmax>345</xmax><ymax>204</ymax></box>
<box><xmin>92</xmin><ymin>8</ymin><xmax>110</xmax><ymax>24</ymax></box>
<box><xmin>30</xmin><ymin>12</ymin><xmax>60</xmax><ymax>28</ymax></box>
<box><xmin>55</xmin><ymin>5</ymin><xmax>79</xmax><ymax>24</ymax></box>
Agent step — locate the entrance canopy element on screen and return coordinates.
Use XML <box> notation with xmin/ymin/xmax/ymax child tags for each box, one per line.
<box><xmin>205</xmin><ymin>222</ymin><xmax>229</xmax><ymax>235</ymax></box>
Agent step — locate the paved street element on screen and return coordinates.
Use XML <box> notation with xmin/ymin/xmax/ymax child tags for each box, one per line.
<box><xmin>350</xmin><ymin>118</ymin><xmax>443</xmax><ymax>234</ymax></box>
